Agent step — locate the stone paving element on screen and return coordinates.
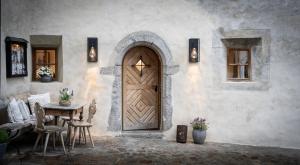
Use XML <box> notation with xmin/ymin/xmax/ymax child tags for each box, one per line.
<box><xmin>3</xmin><ymin>136</ymin><xmax>300</xmax><ymax>165</ymax></box>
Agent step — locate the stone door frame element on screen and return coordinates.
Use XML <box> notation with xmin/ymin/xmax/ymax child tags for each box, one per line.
<box><xmin>102</xmin><ymin>31</ymin><xmax>179</xmax><ymax>132</ymax></box>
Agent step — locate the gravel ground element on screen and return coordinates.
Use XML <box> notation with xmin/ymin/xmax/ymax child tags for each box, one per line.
<box><xmin>2</xmin><ymin>136</ymin><xmax>300</xmax><ymax>165</ymax></box>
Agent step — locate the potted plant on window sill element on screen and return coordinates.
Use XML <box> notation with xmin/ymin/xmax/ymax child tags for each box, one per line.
<box><xmin>0</xmin><ymin>129</ymin><xmax>9</xmax><ymax>161</ymax></box>
<box><xmin>191</xmin><ymin>117</ymin><xmax>208</xmax><ymax>144</ymax></box>
<box><xmin>37</xmin><ymin>66</ymin><xmax>53</xmax><ymax>82</ymax></box>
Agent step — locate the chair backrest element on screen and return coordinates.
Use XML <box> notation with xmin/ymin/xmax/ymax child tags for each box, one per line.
<box><xmin>87</xmin><ymin>99</ymin><xmax>96</xmax><ymax>123</ymax></box>
<box><xmin>34</xmin><ymin>102</ymin><xmax>45</xmax><ymax>131</ymax></box>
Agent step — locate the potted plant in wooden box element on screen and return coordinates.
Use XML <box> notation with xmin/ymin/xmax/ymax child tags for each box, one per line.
<box><xmin>37</xmin><ymin>66</ymin><xmax>53</xmax><ymax>82</ymax></box>
<box><xmin>191</xmin><ymin>117</ymin><xmax>208</xmax><ymax>144</ymax></box>
<box><xmin>0</xmin><ymin>129</ymin><xmax>9</xmax><ymax>160</ymax></box>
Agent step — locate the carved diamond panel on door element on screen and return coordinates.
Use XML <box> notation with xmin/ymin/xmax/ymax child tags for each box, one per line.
<box><xmin>123</xmin><ymin>46</ymin><xmax>161</xmax><ymax>130</ymax></box>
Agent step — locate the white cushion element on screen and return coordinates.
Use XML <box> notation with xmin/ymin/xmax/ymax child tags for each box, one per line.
<box><xmin>8</xmin><ymin>98</ymin><xmax>24</xmax><ymax>123</ymax></box>
<box><xmin>5</xmin><ymin>105</ymin><xmax>14</xmax><ymax>123</ymax></box>
<box><xmin>29</xmin><ymin>93</ymin><xmax>51</xmax><ymax>100</ymax></box>
<box><xmin>28</xmin><ymin>93</ymin><xmax>50</xmax><ymax>116</ymax></box>
<box><xmin>17</xmin><ymin>100</ymin><xmax>31</xmax><ymax>120</ymax></box>
<box><xmin>29</xmin><ymin>115</ymin><xmax>36</xmax><ymax>120</ymax></box>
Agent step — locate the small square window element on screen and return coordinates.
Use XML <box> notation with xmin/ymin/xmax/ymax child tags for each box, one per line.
<box><xmin>227</xmin><ymin>48</ymin><xmax>251</xmax><ymax>81</ymax></box>
<box><xmin>32</xmin><ymin>48</ymin><xmax>58</xmax><ymax>81</ymax></box>
<box><xmin>30</xmin><ymin>35</ymin><xmax>62</xmax><ymax>82</ymax></box>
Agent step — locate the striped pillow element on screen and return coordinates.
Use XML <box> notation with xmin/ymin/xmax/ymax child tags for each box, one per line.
<box><xmin>18</xmin><ymin>100</ymin><xmax>31</xmax><ymax>120</ymax></box>
<box><xmin>8</xmin><ymin>98</ymin><xmax>24</xmax><ymax>123</ymax></box>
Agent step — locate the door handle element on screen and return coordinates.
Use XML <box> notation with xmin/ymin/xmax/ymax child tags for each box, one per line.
<box><xmin>153</xmin><ymin>85</ymin><xmax>158</xmax><ymax>92</ymax></box>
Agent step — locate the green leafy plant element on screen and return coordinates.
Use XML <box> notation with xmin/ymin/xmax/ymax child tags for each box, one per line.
<box><xmin>59</xmin><ymin>88</ymin><xmax>73</xmax><ymax>101</ymax></box>
<box><xmin>0</xmin><ymin>129</ymin><xmax>9</xmax><ymax>143</ymax></box>
<box><xmin>191</xmin><ymin>117</ymin><xmax>208</xmax><ymax>131</ymax></box>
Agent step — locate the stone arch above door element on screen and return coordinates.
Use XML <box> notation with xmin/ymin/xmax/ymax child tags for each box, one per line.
<box><xmin>100</xmin><ymin>31</ymin><xmax>179</xmax><ymax>132</ymax></box>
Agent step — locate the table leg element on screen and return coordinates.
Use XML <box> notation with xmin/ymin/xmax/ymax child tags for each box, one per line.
<box><xmin>54</xmin><ymin>116</ymin><xmax>59</xmax><ymax>143</ymax></box>
<box><xmin>54</xmin><ymin>116</ymin><xmax>59</xmax><ymax>125</ymax></box>
<box><xmin>67</xmin><ymin>112</ymin><xmax>74</xmax><ymax>147</ymax></box>
<box><xmin>66</xmin><ymin>125</ymin><xmax>70</xmax><ymax>146</ymax></box>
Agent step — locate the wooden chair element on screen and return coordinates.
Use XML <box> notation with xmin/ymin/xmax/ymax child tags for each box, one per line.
<box><xmin>61</xmin><ymin>116</ymin><xmax>80</xmax><ymax>127</ymax></box>
<box><xmin>32</xmin><ymin>103</ymin><xmax>67</xmax><ymax>156</ymax></box>
<box><xmin>69</xmin><ymin>99</ymin><xmax>96</xmax><ymax>149</ymax></box>
<box><xmin>61</xmin><ymin>116</ymin><xmax>80</xmax><ymax>145</ymax></box>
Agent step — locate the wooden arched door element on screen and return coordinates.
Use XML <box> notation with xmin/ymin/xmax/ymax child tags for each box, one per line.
<box><xmin>122</xmin><ymin>46</ymin><xmax>161</xmax><ymax>130</ymax></box>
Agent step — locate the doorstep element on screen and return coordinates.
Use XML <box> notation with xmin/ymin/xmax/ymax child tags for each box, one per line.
<box><xmin>119</xmin><ymin>130</ymin><xmax>164</xmax><ymax>139</ymax></box>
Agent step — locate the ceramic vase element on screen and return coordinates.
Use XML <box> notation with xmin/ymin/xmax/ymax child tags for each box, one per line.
<box><xmin>192</xmin><ymin>129</ymin><xmax>206</xmax><ymax>144</ymax></box>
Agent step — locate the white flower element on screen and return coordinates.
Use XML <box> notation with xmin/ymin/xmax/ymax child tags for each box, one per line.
<box><xmin>37</xmin><ymin>66</ymin><xmax>53</xmax><ymax>78</ymax></box>
<box><xmin>59</xmin><ymin>88</ymin><xmax>73</xmax><ymax>101</ymax></box>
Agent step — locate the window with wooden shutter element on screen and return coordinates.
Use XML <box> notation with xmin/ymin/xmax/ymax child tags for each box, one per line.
<box><xmin>227</xmin><ymin>48</ymin><xmax>251</xmax><ymax>81</ymax></box>
<box><xmin>32</xmin><ymin>48</ymin><xmax>58</xmax><ymax>81</ymax></box>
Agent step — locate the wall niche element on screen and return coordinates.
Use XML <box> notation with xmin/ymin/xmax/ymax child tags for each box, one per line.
<box><xmin>30</xmin><ymin>35</ymin><xmax>63</xmax><ymax>82</ymax></box>
<box><xmin>212</xmin><ymin>29</ymin><xmax>271</xmax><ymax>90</ymax></box>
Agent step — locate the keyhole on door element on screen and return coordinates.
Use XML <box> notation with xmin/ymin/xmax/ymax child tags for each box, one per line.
<box><xmin>154</xmin><ymin>85</ymin><xmax>158</xmax><ymax>92</ymax></box>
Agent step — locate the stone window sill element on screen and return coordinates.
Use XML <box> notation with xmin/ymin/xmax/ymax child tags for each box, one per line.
<box><xmin>221</xmin><ymin>81</ymin><xmax>269</xmax><ymax>90</ymax></box>
<box><xmin>31</xmin><ymin>80</ymin><xmax>62</xmax><ymax>82</ymax></box>
<box><xmin>31</xmin><ymin>81</ymin><xmax>63</xmax><ymax>84</ymax></box>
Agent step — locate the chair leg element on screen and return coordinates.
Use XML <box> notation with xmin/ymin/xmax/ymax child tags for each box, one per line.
<box><xmin>43</xmin><ymin>133</ymin><xmax>50</xmax><ymax>156</ymax></box>
<box><xmin>33</xmin><ymin>133</ymin><xmax>42</xmax><ymax>152</ymax></box>
<box><xmin>40</xmin><ymin>135</ymin><xmax>44</xmax><ymax>150</ymax></box>
<box><xmin>87</xmin><ymin>127</ymin><xmax>94</xmax><ymax>147</ymax></box>
<box><xmin>66</xmin><ymin>125</ymin><xmax>71</xmax><ymax>145</ymax></box>
<box><xmin>60</xmin><ymin>132</ymin><xmax>66</xmax><ymax>154</ymax></box>
<box><xmin>81</xmin><ymin>127</ymin><xmax>84</xmax><ymax>144</ymax></box>
<box><xmin>72</xmin><ymin>127</ymin><xmax>78</xmax><ymax>150</ymax></box>
<box><xmin>52</xmin><ymin>133</ymin><xmax>56</xmax><ymax>150</ymax></box>
<box><xmin>62</xmin><ymin>120</ymin><xmax>66</xmax><ymax>127</ymax></box>
<box><xmin>79</xmin><ymin>127</ymin><xmax>82</xmax><ymax>145</ymax></box>
<box><xmin>83</xmin><ymin>127</ymin><xmax>87</xmax><ymax>144</ymax></box>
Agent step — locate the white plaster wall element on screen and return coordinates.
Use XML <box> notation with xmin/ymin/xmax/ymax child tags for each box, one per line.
<box><xmin>1</xmin><ymin>0</ymin><xmax>300</xmax><ymax>149</ymax></box>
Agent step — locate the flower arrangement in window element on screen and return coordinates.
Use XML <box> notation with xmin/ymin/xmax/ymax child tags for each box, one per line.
<box><xmin>37</xmin><ymin>66</ymin><xmax>53</xmax><ymax>82</ymax></box>
<box><xmin>59</xmin><ymin>88</ymin><xmax>73</xmax><ymax>106</ymax></box>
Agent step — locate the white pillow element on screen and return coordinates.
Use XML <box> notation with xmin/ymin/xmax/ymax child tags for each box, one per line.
<box><xmin>8</xmin><ymin>98</ymin><xmax>24</xmax><ymax>123</ymax></box>
<box><xmin>28</xmin><ymin>93</ymin><xmax>51</xmax><ymax>116</ymax></box>
<box><xmin>6</xmin><ymin>105</ymin><xmax>15</xmax><ymax>123</ymax></box>
<box><xmin>29</xmin><ymin>93</ymin><xmax>51</xmax><ymax>101</ymax></box>
<box><xmin>18</xmin><ymin>100</ymin><xmax>31</xmax><ymax>120</ymax></box>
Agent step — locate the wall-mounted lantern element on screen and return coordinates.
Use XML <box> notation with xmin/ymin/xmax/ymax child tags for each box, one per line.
<box><xmin>189</xmin><ymin>38</ymin><xmax>200</xmax><ymax>63</ymax></box>
<box><xmin>87</xmin><ymin>37</ymin><xmax>98</xmax><ymax>62</ymax></box>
